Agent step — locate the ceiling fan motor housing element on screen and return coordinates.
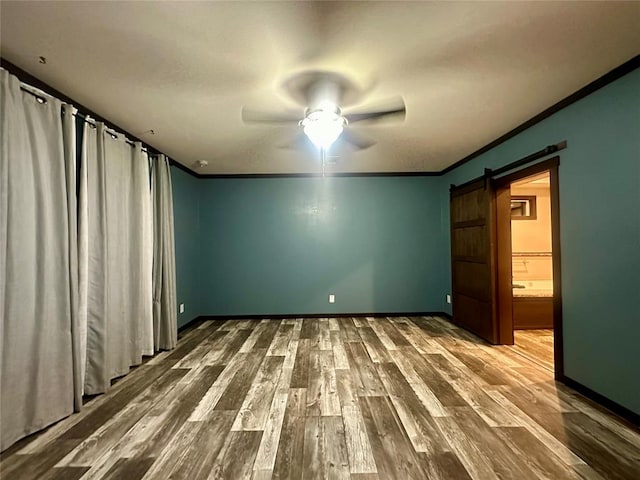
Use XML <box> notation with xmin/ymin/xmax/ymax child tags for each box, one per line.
<box><xmin>307</xmin><ymin>78</ymin><xmax>343</xmax><ymax>112</ymax></box>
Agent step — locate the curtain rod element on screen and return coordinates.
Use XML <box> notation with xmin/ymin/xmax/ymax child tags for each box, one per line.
<box><xmin>20</xmin><ymin>85</ymin><xmax>48</xmax><ymax>103</ymax></box>
<box><xmin>19</xmin><ymin>85</ymin><xmax>159</xmax><ymax>156</ymax></box>
<box><xmin>72</xmin><ymin>110</ymin><xmax>154</xmax><ymax>154</ymax></box>
<box><xmin>450</xmin><ymin>141</ymin><xmax>566</xmax><ymax>191</ymax></box>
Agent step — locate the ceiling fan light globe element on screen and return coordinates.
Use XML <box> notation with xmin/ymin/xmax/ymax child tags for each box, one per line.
<box><xmin>304</xmin><ymin>123</ymin><xmax>343</xmax><ymax>149</ymax></box>
<box><xmin>301</xmin><ymin>109</ymin><xmax>345</xmax><ymax>149</ymax></box>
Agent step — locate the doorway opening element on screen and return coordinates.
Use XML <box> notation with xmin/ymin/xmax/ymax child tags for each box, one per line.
<box><xmin>494</xmin><ymin>157</ymin><xmax>563</xmax><ymax>378</ymax></box>
<box><xmin>509</xmin><ymin>172</ymin><xmax>554</xmax><ymax>371</ymax></box>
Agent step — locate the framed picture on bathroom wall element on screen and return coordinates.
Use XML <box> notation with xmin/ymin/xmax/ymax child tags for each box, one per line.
<box><xmin>511</xmin><ymin>196</ymin><xmax>537</xmax><ymax>220</ymax></box>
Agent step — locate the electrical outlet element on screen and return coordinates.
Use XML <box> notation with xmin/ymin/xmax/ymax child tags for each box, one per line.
<box><xmin>179</xmin><ymin>303</ymin><xmax>185</xmax><ymax>313</ymax></box>
<box><xmin>329</xmin><ymin>294</ymin><xmax>335</xmax><ymax>304</ymax></box>
<box><xmin>446</xmin><ymin>294</ymin><xmax>451</xmax><ymax>304</ymax></box>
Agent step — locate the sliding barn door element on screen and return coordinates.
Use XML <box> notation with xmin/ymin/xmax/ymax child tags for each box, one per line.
<box><xmin>450</xmin><ymin>177</ymin><xmax>499</xmax><ymax>344</ymax></box>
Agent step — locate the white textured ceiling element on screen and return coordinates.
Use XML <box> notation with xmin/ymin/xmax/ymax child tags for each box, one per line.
<box><xmin>1</xmin><ymin>1</ymin><xmax>639</xmax><ymax>174</ymax></box>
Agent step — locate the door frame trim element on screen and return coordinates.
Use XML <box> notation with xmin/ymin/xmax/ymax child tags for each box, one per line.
<box><xmin>493</xmin><ymin>156</ymin><xmax>564</xmax><ymax>379</ymax></box>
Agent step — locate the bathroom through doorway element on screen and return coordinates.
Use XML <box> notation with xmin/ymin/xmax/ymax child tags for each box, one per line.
<box><xmin>494</xmin><ymin>157</ymin><xmax>562</xmax><ymax>377</ymax></box>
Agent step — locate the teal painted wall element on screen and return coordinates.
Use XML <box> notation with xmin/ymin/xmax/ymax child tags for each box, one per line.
<box><xmin>171</xmin><ymin>166</ymin><xmax>202</xmax><ymax>327</ymax></box>
<box><xmin>197</xmin><ymin>176</ymin><xmax>445</xmax><ymax>315</ymax></box>
<box><xmin>440</xmin><ymin>69</ymin><xmax>640</xmax><ymax>414</ymax></box>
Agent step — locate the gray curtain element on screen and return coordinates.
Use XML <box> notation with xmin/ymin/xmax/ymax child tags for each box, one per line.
<box><xmin>82</xmin><ymin>121</ymin><xmax>109</xmax><ymax>395</ymax></box>
<box><xmin>134</xmin><ymin>146</ymin><xmax>154</xmax><ymax>358</ymax></box>
<box><xmin>152</xmin><ymin>154</ymin><xmax>178</xmax><ymax>350</ymax></box>
<box><xmin>62</xmin><ymin>105</ymin><xmax>84</xmax><ymax>412</ymax></box>
<box><xmin>77</xmin><ymin>113</ymin><xmax>89</xmax><ymax>397</ymax></box>
<box><xmin>0</xmin><ymin>69</ymin><xmax>169</xmax><ymax>450</ymax></box>
<box><xmin>0</xmin><ymin>70</ymin><xmax>75</xmax><ymax>450</ymax></box>
<box><xmin>81</xmin><ymin>123</ymin><xmax>154</xmax><ymax>395</ymax></box>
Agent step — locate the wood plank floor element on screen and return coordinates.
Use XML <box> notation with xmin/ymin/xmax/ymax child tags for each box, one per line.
<box><xmin>513</xmin><ymin>329</ymin><xmax>555</xmax><ymax>372</ymax></box>
<box><xmin>2</xmin><ymin>316</ymin><xmax>639</xmax><ymax>480</ymax></box>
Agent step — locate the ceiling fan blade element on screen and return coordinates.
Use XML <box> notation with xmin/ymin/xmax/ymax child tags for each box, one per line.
<box><xmin>242</xmin><ymin>107</ymin><xmax>301</xmax><ymax>125</ymax></box>
<box><xmin>278</xmin><ymin>131</ymin><xmax>314</xmax><ymax>150</ymax></box>
<box><xmin>279</xmin><ymin>129</ymin><xmax>376</xmax><ymax>153</ymax></box>
<box><xmin>340</xmin><ymin>129</ymin><xmax>376</xmax><ymax>150</ymax></box>
<box><xmin>344</xmin><ymin>97</ymin><xmax>406</xmax><ymax>124</ymax></box>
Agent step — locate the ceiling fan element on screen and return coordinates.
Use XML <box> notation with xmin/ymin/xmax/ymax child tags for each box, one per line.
<box><xmin>241</xmin><ymin>71</ymin><xmax>406</xmax><ymax>172</ymax></box>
